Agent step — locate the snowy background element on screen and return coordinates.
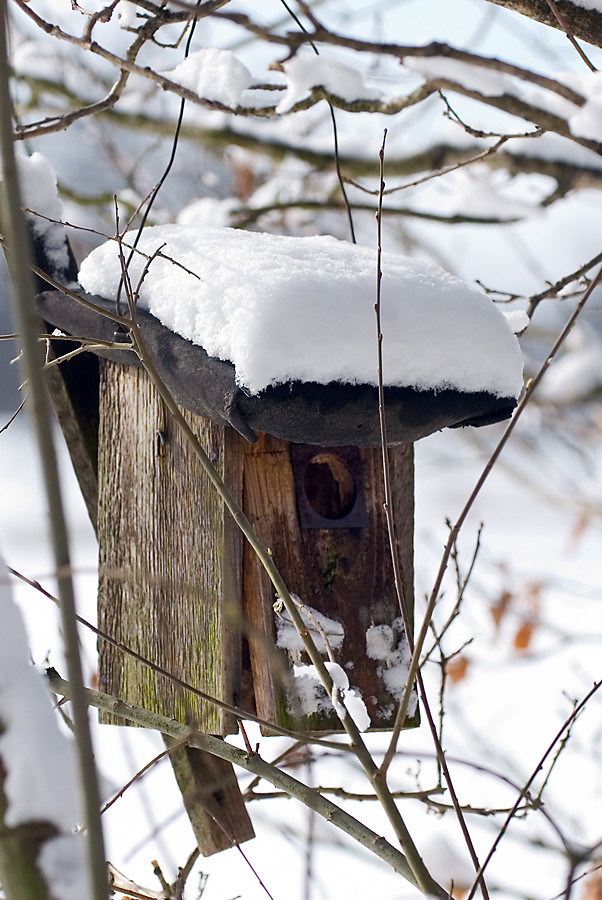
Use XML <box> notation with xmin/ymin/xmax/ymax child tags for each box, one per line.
<box><xmin>2</xmin><ymin>1</ymin><xmax>602</xmax><ymax>899</ymax></box>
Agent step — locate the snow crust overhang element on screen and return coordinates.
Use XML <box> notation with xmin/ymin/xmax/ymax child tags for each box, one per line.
<box><xmin>32</xmin><ymin>219</ymin><xmax>524</xmax><ymax>446</ymax></box>
<box><xmin>77</xmin><ymin>226</ymin><xmax>523</xmax><ymax>400</ymax></box>
<box><xmin>36</xmin><ymin>287</ymin><xmax>519</xmax><ymax>446</ymax></box>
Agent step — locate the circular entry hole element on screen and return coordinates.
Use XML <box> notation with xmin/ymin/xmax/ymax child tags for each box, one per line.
<box><xmin>303</xmin><ymin>453</ymin><xmax>357</xmax><ymax>520</ymax></box>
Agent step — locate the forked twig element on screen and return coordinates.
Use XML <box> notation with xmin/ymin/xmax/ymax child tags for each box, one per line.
<box><xmin>46</xmin><ymin>671</ymin><xmax>423</xmax><ymax>888</ymax></box>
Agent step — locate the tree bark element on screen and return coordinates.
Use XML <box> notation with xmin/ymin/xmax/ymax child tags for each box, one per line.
<box><xmin>482</xmin><ymin>0</ymin><xmax>602</xmax><ymax>48</ymax></box>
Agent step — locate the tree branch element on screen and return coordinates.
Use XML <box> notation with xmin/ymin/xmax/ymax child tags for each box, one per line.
<box><xmin>482</xmin><ymin>0</ymin><xmax>602</xmax><ymax>50</ymax></box>
<box><xmin>45</xmin><ymin>671</ymin><xmax>423</xmax><ymax>890</ymax></box>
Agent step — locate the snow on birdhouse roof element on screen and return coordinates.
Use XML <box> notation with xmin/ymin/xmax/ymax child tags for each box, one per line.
<box><xmin>78</xmin><ymin>224</ymin><xmax>523</xmax><ymax>401</ymax></box>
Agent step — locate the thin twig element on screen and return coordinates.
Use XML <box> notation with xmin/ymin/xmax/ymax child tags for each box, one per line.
<box><xmin>171</xmin><ymin>848</ymin><xmax>200</xmax><ymax>900</ymax></box>
<box><xmin>116</xmin><ymin>0</ymin><xmax>201</xmax><ymax>311</ymax></box>
<box><xmin>466</xmin><ymin>678</ymin><xmax>602</xmax><ymax>900</ymax></box>
<box><xmin>526</xmin><ymin>248</ymin><xmax>602</xmax><ymax>317</ymax></box>
<box><xmin>544</xmin><ymin>0</ymin><xmax>597</xmax><ymax>71</ymax></box>
<box><xmin>373</xmin><ymin>129</ymin><xmax>415</xmax><ymax>767</ymax></box>
<box><xmin>346</xmin><ymin>131</ymin><xmax>539</xmax><ymax>198</ymax></box>
<box><xmin>274</xmin><ymin>594</ymin><xmax>339</xmax><ymax>663</ymax></box>
<box><xmin>373</xmin><ymin>129</ymin><xmax>490</xmax><ymax>900</ymax></box>
<box><xmin>0</xmin><ymin>394</ymin><xmax>27</xmax><ymax>434</ymax></box>
<box><xmin>424</xmin><ymin>523</ymin><xmax>484</xmax><ymax>663</ymax></box>
<box><xmin>277</xmin><ymin>0</ymin><xmax>356</xmax><ymax>241</ymax></box>
<box><xmin>101</xmin><ymin>741</ymin><xmax>186</xmax><ymax>817</ymax></box>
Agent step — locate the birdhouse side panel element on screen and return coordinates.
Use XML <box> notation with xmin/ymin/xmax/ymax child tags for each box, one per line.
<box><xmin>97</xmin><ymin>360</ymin><xmax>243</xmax><ymax>734</ymax></box>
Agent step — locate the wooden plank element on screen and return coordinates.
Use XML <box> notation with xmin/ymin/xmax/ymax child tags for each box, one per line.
<box><xmin>96</xmin><ymin>358</ymin><xmax>254</xmax><ymax>853</ymax></box>
<box><xmin>166</xmin><ymin>741</ymin><xmax>255</xmax><ymax>855</ymax></box>
<box><xmin>97</xmin><ymin>359</ymin><xmax>243</xmax><ymax>735</ymax></box>
<box><xmin>239</xmin><ymin>433</ymin><xmax>416</xmax><ymax>733</ymax></box>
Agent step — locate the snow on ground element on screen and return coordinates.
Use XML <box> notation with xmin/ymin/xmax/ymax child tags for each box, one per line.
<box><xmin>78</xmin><ymin>224</ymin><xmax>523</xmax><ymax>398</ymax></box>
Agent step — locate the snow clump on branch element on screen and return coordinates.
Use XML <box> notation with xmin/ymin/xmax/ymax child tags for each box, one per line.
<box><xmin>160</xmin><ymin>48</ymin><xmax>253</xmax><ymax>108</ymax></box>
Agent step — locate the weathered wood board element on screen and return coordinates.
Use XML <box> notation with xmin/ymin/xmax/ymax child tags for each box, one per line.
<box><xmin>96</xmin><ymin>359</ymin><xmax>254</xmax><ymax>853</ymax></box>
<box><xmin>239</xmin><ymin>433</ymin><xmax>416</xmax><ymax>733</ymax></box>
<box><xmin>95</xmin><ymin>359</ymin><xmax>416</xmax><ymax>849</ymax></box>
<box><xmin>97</xmin><ymin>359</ymin><xmax>243</xmax><ymax>735</ymax></box>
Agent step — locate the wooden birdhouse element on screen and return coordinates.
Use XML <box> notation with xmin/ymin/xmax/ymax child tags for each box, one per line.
<box><xmin>31</xmin><ymin>211</ymin><xmax>523</xmax><ymax>857</ymax></box>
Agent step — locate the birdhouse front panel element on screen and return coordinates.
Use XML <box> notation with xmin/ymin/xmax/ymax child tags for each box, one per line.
<box><xmin>237</xmin><ymin>433</ymin><xmax>417</xmax><ymax>733</ymax></box>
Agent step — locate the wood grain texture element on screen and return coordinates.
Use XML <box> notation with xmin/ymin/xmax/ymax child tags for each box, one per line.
<box><xmin>97</xmin><ymin>359</ymin><xmax>242</xmax><ymax>735</ymax></box>
<box><xmin>239</xmin><ymin>433</ymin><xmax>416</xmax><ymax>733</ymax></box>
<box><xmin>96</xmin><ymin>360</ymin><xmax>254</xmax><ymax>854</ymax></box>
<box><xmin>166</xmin><ymin>741</ymin><xmax>255</xmax><ymax>854</ymax></box>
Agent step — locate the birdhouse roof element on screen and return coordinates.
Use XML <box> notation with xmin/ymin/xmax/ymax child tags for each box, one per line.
<box><xmin>78</xmin><ymin>225</ymin><xmax>523</xmax><ymax>400</ymax></box>
<box><xmin>58</xmin><ymin>224</ymin><xmax>521</xmax><ymax>444</ymax></box>
<box><xmin>33</xmin><ymin>221</ymin><xmax>525</xmax><ymax>446</ymax></box>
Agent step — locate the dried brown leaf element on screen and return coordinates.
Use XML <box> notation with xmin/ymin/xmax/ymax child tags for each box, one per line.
<box><xmin>446</xmin><ymin>655</ymin><xmax>470</xmax><ymax>684</ymax></box>
<box><xmin>513</xmin><ymin>620</ymin><xmax>534</xmax><ymax>652</ymax></box>
<box><xmin>581</xmin><ymin>868</ymin><xmax>602</xmax><ymax>900</ymax></box>
<box><xmin>490</xmin><ymin>590</ymin><xmax>512</xmax><ymax>629</ymax></box>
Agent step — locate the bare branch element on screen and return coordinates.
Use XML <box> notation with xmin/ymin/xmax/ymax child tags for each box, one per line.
<box><xmin>46</xmin><ymin>671</ymin><xmax>424</xmax><ymax>890</ymax></box>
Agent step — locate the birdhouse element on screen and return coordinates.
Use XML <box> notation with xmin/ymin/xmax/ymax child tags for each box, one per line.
<box><xmin>29</xmin><ymin>191</ymin><xmax>523</xmax><ymax>855</ymax></box>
